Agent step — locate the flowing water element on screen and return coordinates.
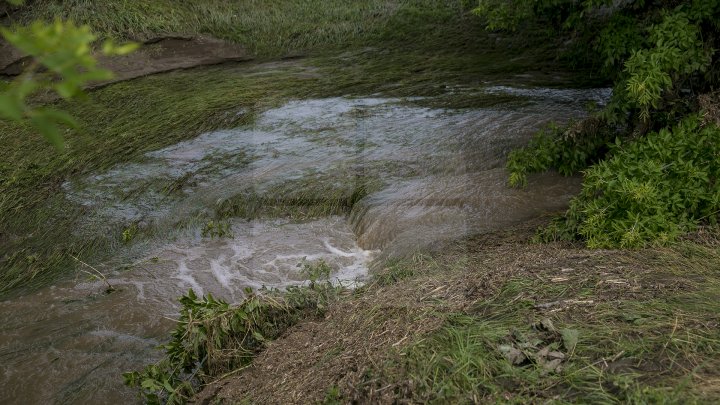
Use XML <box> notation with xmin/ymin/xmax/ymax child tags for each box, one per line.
<box><xmin>0</xmin><ymin>81</ymin><xmax>609</xmax><ymax>403</ymax></box>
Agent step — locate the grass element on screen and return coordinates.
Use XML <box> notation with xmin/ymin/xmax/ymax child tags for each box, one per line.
<box><xmin>0</xmin><ymin>0</ymin><xmax>578</xmax><ymax>295</ymax></box>
<box><xmin>213</xmin><ymin>174</ymin><xmax>383</xmax><ymax>222</ymax></box>
<box><xmin>350</xmin><ymin>235</ymin><xmax>720</xmax><ymax>403</ymax></box>
<box><xmin>9</xmin><ymin>0</ymin><xmax>463</xmax><ymax>57</ymax></box>
<box><xmin>142</xmin><ymin>225</ymin><xmax>720</xmax><ymax>403</ymax></box>
<box><xmin>0</xmin><ymin>64</ymin><xmax>315</xmax><ymax>294</ymax></box>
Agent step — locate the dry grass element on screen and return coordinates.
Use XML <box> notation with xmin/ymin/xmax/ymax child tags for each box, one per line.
<box><xmin>193</xmin><ymin>221</ymin><xmax>720</xmax><ymax>403</ymax></box>
<box><xmin>700</xmin><ymin>91</ymin><xmax>720</xmax><ymax>127</ymax></box>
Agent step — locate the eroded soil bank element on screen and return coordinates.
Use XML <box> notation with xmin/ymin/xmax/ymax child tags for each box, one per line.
<box><xmin>0</xmin><ymin>36</ymin><xmax>253</xmax><ymax>82</ymax></box>
<box><xmin>5</xmin><ymin>2</ymin><xmax>717</xmax><ymax>404</ymax></box>
<box><xmin>196</xmin><ymin>223</ymin><xmax>720</xmax><ymax>404</ymax></box>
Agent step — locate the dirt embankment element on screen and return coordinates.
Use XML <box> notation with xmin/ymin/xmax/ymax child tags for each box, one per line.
<box><xmin>1</xmin><ymin>36</ymin><xmax>254</xmax><ymax>85</ymax></box>
<box><xmin>192</xmin><ymin>221</ymin><xmax>720</xmax><ymax>404</ymax></box>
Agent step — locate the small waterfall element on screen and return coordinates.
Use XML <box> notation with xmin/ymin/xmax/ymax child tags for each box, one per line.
<box><xmin>0</xmin><ymin>87</ymin><xmax>609</xmax><ymax>404</ymax></box>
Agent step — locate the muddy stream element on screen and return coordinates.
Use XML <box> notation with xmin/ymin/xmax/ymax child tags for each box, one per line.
<box><xmin>0</xmin><ymin>82</ymin><xmax>609</xmax><ymax>403</ymax></box>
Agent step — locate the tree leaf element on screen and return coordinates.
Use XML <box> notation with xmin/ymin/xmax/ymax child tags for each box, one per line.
<box><xmin>29</xmin><ymin>113</ymin><xmax>64</xmax><ymax>150</ymax></box>
<box><xmin>103</xmin><ymin>40</ymin><xmax>140</xmax><ymax>56</ymax></box>
<box><xmin>0</xmin><ymin>92</ymin><xmax>24</xmax><ymax>121</ymax></box>
<box><xmin>561</xmin><ymin>329</ymin><xmax>579</xmax><ymax>353</ymax></box>
<box><xmin>35</xmin><ymin>107</ymin><xmax>80</xmax><ymax>129</ymax></box>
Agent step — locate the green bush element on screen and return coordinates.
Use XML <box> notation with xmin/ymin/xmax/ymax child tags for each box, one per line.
<box><xmin>123</xmin><ymin>289</ymin><xmax>287</xmax><ymax>404</ymax></box>
<box><xmin>542</xmin><ymin>117</ymin><xmax>720</xmax><ymax>247</ymax></box>
<box><xmin>124</xmin><ymin>283</ymin><xmax>340</xmax><ymax>404</ymax></box>
<box><xmin>506</xmin><ymin>118</ymin><xmax>614</xmax><ymax>187</ymax></box>
<box><xmin>476</xmin><ymin>0</ymin><xmax>720</xmax><ymax>247</ymax></box>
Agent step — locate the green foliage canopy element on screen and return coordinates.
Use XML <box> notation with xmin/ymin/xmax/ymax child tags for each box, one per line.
<box><xmin>0</xmin><ymin>16</ymin><xmax>137</xmax><ymax>148</ymax></box>
<box><xmin>477</xmin><ymin>0</ymin><xmax>720</xmax><ymax>247</ymax></box>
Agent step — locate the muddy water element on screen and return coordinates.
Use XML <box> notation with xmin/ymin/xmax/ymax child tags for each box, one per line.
<box><xmin>0</xmin><ymin>87</ymin><xmax>609</xmax><ymax>404</ymax></box>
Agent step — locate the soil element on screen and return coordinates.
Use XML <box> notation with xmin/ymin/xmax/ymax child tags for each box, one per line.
<box><xmin>192</xmin><ymin>219</ymin><xmax>712</xmax><ymax>404</ymax></box>
<box><xmin>0</xmin><ymin>36</ymin><xmax>254</xmax><ymax>84</ymax></box>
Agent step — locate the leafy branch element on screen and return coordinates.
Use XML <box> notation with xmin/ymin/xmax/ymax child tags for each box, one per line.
<box><xmin>0</xmin><ymin>9</ymin><xmax>137</xmax><ymax>148</ymax></box>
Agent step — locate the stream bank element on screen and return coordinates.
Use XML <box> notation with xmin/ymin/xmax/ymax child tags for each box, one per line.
<box><xmin>0</xmin><ymin>2</ymin><xmax>644</xmax><ymax>404</ymax></box>
<box><xmin>195</xmin><ymin>222</ymin><xmax>720</xmax><ymax>404</ymax></box>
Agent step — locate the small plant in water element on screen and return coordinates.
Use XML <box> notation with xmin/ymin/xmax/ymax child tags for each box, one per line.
<box><xmin>298</xmin><ymin>258</ymin><xmax>332</xmax><ymax>288</ymax></box>
<box><xmin>71</xmin><ymin>255</ymin><xmax>114</xmax><ymax>293</ymax></box>
<box><xmin>122</xmin><ymin>224</ymin><xmax>138</xmax><ymax>243</ymax></box>
<box><xmin>201</xmin><ymin>220</ymin><xmax>233</xmax><ymax>238</ymax></box>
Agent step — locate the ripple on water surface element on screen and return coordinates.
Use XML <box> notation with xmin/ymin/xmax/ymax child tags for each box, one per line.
<box><xmin>2</xmin><ymin>89</ymin><xmax>609</xmax><ymax>404</ymax></box>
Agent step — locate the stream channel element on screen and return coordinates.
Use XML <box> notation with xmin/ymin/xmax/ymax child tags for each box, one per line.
<box><xmin>0</xmin><ymin>71</ymin><xmax>609</xmax><ymax>403</ymax></box>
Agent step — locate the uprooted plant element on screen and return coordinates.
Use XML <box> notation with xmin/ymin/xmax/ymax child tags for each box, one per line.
<box><xmin>124</xmin><ymin>279</ymin><xmax>342</xmax><ymax>404</ymax></box>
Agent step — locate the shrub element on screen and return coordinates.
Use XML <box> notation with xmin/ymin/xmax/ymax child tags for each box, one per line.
<box><xmin>124</xmin><ymin>283</ymin><xmax>340</xmax><ymax>404</ymax></box>
<box><xmin>541</xmin><ymin>117</ymin><xmax>720</xmax><ymax>247</ymax></box>
<box><xmin>476</xmin><ymin>0</ymin><xmax>720</xmax><ymax>247</ymax></box>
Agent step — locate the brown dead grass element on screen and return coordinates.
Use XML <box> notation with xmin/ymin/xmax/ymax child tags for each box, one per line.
<box><xmin>700</xmin><ymin>91</ymin><xmax>720</xmax><ymax>127</ymax></box>
<box><xmin>193</xmin><ymin>219</ymin><xmax>720</xmax><ymax>404</ymax></box>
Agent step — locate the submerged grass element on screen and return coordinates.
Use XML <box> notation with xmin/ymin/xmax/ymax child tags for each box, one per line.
<box><xmin>0</xmin><ymin>0</ymin><xmax>574</xmax><ymax>295</ymax></box>
<box><xmin>0</xmin><ymin>64</ymin><xmax>317</xmax><ymax>294</ymax></box>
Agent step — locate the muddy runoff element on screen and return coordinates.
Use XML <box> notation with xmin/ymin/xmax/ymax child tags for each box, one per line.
<box><xmin>0</xmin><ymin>87</ymin><xmax>609</xmax><ymax>404</ymax></box>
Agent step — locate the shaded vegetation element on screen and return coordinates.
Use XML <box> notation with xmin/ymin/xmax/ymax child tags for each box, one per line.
<box><xmin>491</xmin><ymin>0</ymin><xmax>720</xmax><ymax>247</ymax></box>
<box><xmin>543</xmin><ymin>117</ymin><xmax>720</xmax><ymax>248</ymax></box>
<box><xmin>0</xmin><ymin>0</ymin><xmax>573</xmax><ymax>295</ymax></box>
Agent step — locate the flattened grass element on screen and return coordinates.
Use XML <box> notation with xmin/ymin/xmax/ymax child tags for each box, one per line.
<box><xmin>352</xmin><ymin>236</ymin><xmax>720</xmax><ymax>403</ymax></box>
<box><xmin>0</xmin><ymin>0</ymin><xmax>570</xmax><ymax>295</ymax></box>
<box><xmin>0</xmin><ymin>63</ymin><xmax>316</xmax><ymax>293</ymax></box>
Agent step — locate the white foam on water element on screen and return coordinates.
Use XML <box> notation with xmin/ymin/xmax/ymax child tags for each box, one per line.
<box><xmin>2</xmin><ymin>90</ymin><xmax>610</xmax><ymax>404</ymax></box>
<box><xmin>74</xmin><ymin>217</ymin><xmax>376</xmax><ymax>306</ymax></box>
<box><xmin>174</xmin><ymin>259</ymin><xmax>204</xmax><ymax>296</ymax></box>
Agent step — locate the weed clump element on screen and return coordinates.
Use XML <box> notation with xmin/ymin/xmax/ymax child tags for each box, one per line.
<box><xmin>200</xmin><ymin>220</ymin><xmax>233</xmax><ymax>239</ymax></box>
<box><xmin>298</xmin><ymin>259</ymin><xmax>332</xmax><ymax>288</ymax></box>
<box><xmin>538</xmin><ymin>117</ymin><xmax>720</xmax><ymax>248</ymax></box>
<box><xmin>124</xmin><ymin>282</ymin><xmax>341</xmax><ymax>404</ymax></box>
<box><xmin>506</xmin><ymin>117</ymin><xmax>614</xmax><ymax>188</ymax></box>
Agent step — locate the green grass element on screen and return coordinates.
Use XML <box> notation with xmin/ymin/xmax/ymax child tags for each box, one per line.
<box><xmin>10</xmin><ymin>0</ymin><xmax>467</xmax><ymax>57</ymax></box>
<box><xmin>356</xmin><ymin>242</ymin><xmax>720</xmax><ymax>403</ymax></box>
<box><xmin>0</xmin><ymin>0</ymin><xmax>576</xmax><ymax>295</ymax></box>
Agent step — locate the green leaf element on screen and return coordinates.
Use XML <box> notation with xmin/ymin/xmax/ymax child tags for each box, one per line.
<box><xmin>35</xmin><ymin>108</ymin><xmax>80</xmax><ymax>129</ymax></box>
<box><xmin>29</xmin><ymin>113</ymin><xmax>64</xmax><ymax>150</ymax></box>
<box><xmin>252</xmin><ymin>330</ymin><xmax>266</xmax><ymax>342</ymax></box>
<box><xmin>561</xmin><ymin>328</ymin><xmax>579</xmax><ymax>353</ymax></box>
<box><xmin>141</xmin><ymin>378</ymin><xmax>161</xmax><ymax>391</ymax></box>
<box><xmin>0</xmin><ymin>92</ymin><xmax>24</xmax><ymax>121</ymax></box>
<box><xmin>79</xmin><ymin>68</ymin><xmax>115</xmax><ymax>82</ymax></box>
<box><xmin>103</xmin><ymin>40</ymin><xmax>140</xmax><ymax>56</ymax></box>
